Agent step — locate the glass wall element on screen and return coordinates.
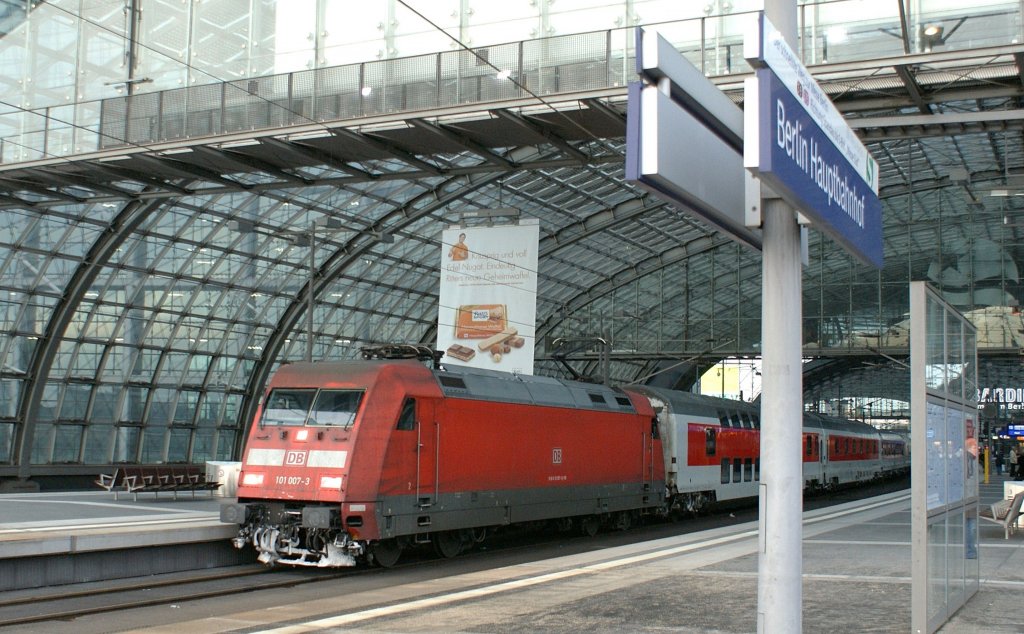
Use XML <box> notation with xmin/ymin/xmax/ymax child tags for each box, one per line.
<box><xmin>0</xmin><ymin>0</ymin><xmax>1020</xmax><ymax>472</ymax></box>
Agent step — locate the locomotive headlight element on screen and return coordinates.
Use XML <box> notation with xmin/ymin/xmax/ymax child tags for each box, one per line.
<box><xmin>242</xmin><ymin>472</ymin><xmax>265</xmax><ymax>486</ymax></box>
<box><xmin>295</xmin><ymin>429</ymin><xmax>309</xmax><ymax>442</ymax></box>
<box><xmin>320</xmin><ymin>475</ymin><xmax>343</xmax><ymax>489</ymax></box>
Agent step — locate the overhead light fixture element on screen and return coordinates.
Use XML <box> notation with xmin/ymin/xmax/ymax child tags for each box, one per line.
<box><xmin>826</xmin><ymin>26</ymin><xmax>848</xmax><ymax>45</ymax></box>
<box><xmin>920</xmin><ymin>23</ymin><xmax>944</xmax><ymax>51</ymax></box>
<box><xmin>360</xmin><ymin>86</ymin><xmax>372</xmax><ymax>97</ymax></box>
<box><xmin>496</xmin><ymin>69</ymin><xmax>512</xmax><ymax>80</ymax></box>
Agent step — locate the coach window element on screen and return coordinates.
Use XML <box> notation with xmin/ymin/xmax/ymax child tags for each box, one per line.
<box><xmin>733</xmin><ymin>457</ymin><xmax>742</xmax><ymax>481</ymax></box>
<box><xmin>721</xmin><ymin>458</ymin><xmax>730</xmax><ymax>483</ymax></box>
<box><xmin>731</xmin><ymin>413</ymin><xmax>742</xmax><ymax>428</ymax></box>
<box><xmin>755</xmin><ymin>457</ymin><xmax>761</xmax><ymax>480</ymax></box>
<box><xmin>752</xmin><ymin>414</ymin><xmax>760</xmax><ymax>429</ymax></box>
<box><xmin>705</xmin><ymin>428</ymin><xmax>717</xmax><ymax>456</ymax></box>
<box><xmin>744</xmin><ymin>458</ymin><xmax>753</xmax><ymax>481</ymax></box>
<box><xmin>396</xmin><ymin>398</ymin><xmax>416</xmax><ymax>431</ymax></box>
<box><xmin>806</xmin><ymin>435</ymin><xmax>813</xmax><ymax>456</ymax></box>
<box><xmin>740</xmin><ymin>412</ymin><xmax>752</xmax><ymax>429</ymax></box>
<box><xmin>718</xmin><ymin>411</ymin><xmax>730</xmax><ymax>427</ymax></box>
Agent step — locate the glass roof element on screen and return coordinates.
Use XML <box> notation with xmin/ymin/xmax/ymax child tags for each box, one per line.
<box><xmin>1</xmin><ymin>1</ymin><xmax>1024</xmax><ymax>472</ymax></box>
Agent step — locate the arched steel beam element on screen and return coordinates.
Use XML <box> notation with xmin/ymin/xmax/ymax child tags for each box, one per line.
<box><xmin>534</xmin><ymin>234</ymin><xmax>736</xmax><ymax>344</ymax></box>
<box><xmin>14</xmin><ymin>192</ymin><xmax>169</xmax><ymax>480</ymax></box>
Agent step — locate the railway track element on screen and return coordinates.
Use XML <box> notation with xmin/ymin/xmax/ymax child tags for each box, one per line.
<box><xmin>0</xmin><ymin>565</ymin><xmax>353</xmax><ymax>628</ymax></box>
<box><xmin>0</xmin><ymin>477</ymin><xmax>908</xmax><ymax>630</ymax></box>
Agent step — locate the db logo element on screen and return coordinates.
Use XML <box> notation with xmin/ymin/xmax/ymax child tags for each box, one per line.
<box><xmin>285</xmin><ymin>450</ymin><xmax>308</xmax><ymax>466</ymax></box>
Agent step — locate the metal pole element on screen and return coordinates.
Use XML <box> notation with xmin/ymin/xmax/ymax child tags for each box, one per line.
<box><xmin>758</xmin><ymin>3</ymin><xmax>800</xmax><ymax>632</ymax></box>
<box><xmin>757</xmin><ymin>200</ymin><xmax>803</xmax><ymax>633</ymax></box>
<box><xmin>307</xmin><ymin>224</ymin><xmax>314</xmax><ymax>363</ymax></box>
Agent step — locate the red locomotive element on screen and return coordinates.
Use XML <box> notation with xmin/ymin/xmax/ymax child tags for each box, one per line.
<box><xmin>221</xmin><ymin>346</ymin><xmax>907</xmax><ymax>567</ymax></box>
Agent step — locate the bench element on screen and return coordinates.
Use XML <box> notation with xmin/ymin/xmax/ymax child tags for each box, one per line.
<box><xmin>94</xmin><ymin>468</ymin><xmax>129</xmax><ymax>501</ymax></box>
<box><xmin>95</xmin><ymin>465</ymin><xmax>222</xmax><ymax>501</ymax></box>
<box><xmin>979</xmin><ymin>491</ymin><xmax>1024</xmax><ymax>539</ymax></box>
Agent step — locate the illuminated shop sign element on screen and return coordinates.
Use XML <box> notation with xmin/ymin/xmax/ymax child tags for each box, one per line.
<box><xmin>977</xmin><ymin>387</ymin><xmax>1024</xmax><ymax>410</ymax></box>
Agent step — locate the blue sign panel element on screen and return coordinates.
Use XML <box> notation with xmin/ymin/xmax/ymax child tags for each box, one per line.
<box><xmin>1008</xmin><ymin>424</ymin><xmax>1024</xmax><ymax>437</ymax></box>
<box><xmin>752</xmin><ymin>68</ymin><xmax>883</xmax><ymax>269</ymax></box>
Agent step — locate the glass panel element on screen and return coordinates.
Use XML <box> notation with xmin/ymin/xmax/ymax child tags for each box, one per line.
<box><xmin>947</xmin><ymin>510</ymin><xmax>965</xmax><ymax>610</ymax></box>
<box><xmin>0</xmin><ymin>378</ymin><xmax>21</xmax><ymax>418</ymax></box>
<box><xmin>262</xmin><ymin>388</ymin><xmax>316</xmax><ymax>426</ymax></box>
<box><xmin>962</xmin><ymin>328</ymin><xmax>977</xmax><ymax>402</ymax></box>
<box><xmin>910</xmin><ymin>0</ymin><xmax>1022</xmax><ymax>53</ymax></box>
<box><xmin>141</xmin><ymin>427</ymin><xmax>167</xmax><ymax>463</ymax></box>
<box><xmin>215</xmin><ymin>429</ymin><xmax>236</xmax><ymax>460</ymax></box>
<box><xmin>0</xmin><ymin>422</ymin><xmax>14</xmax><ymax>461</ymax></box>
<box><xmin>83</xmin><ymin>423</ymin><xmax>114</xmax><ymax>463</ymax></box>
<box><xmin>30</xmin><ymin>423</ymin><xmax>53</xmax><ymax>463</ymax></box>
<box><xmin>167</xmin><ymin>427</ymin><xmax>190</xmax><ymax>462</ymax></box>
<box><xmin>192</xmin><ymin>427</ymin><xmax>215</xmax><ymax>462</ymax></box>
<box><xmin>927</xmin><ymin>518</ymin><xmax>947</xmax><ymax>623</ymax></box>
<box><xmin>965</xmin><ymin>507</ymin><xmax>979</xmax><ymax>591</ymax></box>
<box><xmin>91</xmin><ymin>385</ymin><xmax>120</xmax><ymax>423</ymax></box>
<box><xmin>53</xmin><ymin>425</ymin><xmax>83</xmax><ymax>463</ymax></box>
<box><xmin>311</xmin><ymin>389</ymin><xmax>364</xmax><ymax>427</ymax></box>
<box><xmin>926</xmin><ymin>297</ymin><xmax>946</xmax><ymax>391</ymax></box>
<box><xmin>113</xmin><ymin>426</ymin><xmax>140</xmax><ymax>462</ymax></box>
<box><xmin>946</xmin><ymin>315</ymin><xmax>963</xmax><ymax>400</ymax></box>
<box><xmin>60</xmin><ymin>384</ymin><xmax>91</xmax><ymax>420</ymax></box>
<box><xmin>122</xmin><ymin>386</ymin><xmax>148</xmax><ymax>423</ymax></box>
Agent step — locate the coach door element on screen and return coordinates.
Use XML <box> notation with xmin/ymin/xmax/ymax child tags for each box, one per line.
<box><xmin>416</xmin><ymin>400</ymin><xmax>438</xmax><ymax>509</ymax></box>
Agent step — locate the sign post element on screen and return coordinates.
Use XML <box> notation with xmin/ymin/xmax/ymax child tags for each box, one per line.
<box><xmin>743</xmin><ymin>5</ymin><xmax>882</xmax><ymax>633</ymax></box>
<box><xmin>625</xmin><ymin>6</ymin><xmax>883</xmax><ymax>630</ymax></box>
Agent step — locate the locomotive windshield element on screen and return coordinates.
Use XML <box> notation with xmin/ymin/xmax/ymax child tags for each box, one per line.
<box><xmin>261</xmin><ymin>388</ymin><xmax>365</xmax><ymax>428</ymax></box>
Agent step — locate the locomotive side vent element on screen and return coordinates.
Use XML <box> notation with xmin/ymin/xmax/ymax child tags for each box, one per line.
<box><xmin>439</xmin><ymin>375</ymin><xmax>467</xmax><ymax>390</ymax></box>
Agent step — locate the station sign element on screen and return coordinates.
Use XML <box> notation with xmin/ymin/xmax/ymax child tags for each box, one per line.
<box><xmin>1009</xmin><ymin>424</ymin><xmax>1024</xmax><ymax>437</ymax></box>
<box><xmin>743</xmin><ymin>13</ymin><xmax>883</xmax><ymax>269</ymax></box>
<box><xmin>625</xmin><ymin>27</ymin><xmax>762</xmax><ymax>252</ymax></box>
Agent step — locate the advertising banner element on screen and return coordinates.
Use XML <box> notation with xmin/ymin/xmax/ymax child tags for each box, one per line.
<box><xmin>437</xmin><ymin>220</ymin><xmax>539</xmax><ymax>374</ymax></box>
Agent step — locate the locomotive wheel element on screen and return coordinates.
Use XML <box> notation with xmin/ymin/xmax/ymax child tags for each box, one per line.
<box><xmin>370</xmin><ymin>539</ymin><xmax>402</xmax><ymax>568</ymax></box>
<box><xmin>580</xmin><ymin>515</ymin><xmax>600</xmax><ymax>537</ymax></box>
<box><xmin>432</xmin><ymin>530</ymin><xmax>462</xmax><ymax>558</ymax></box>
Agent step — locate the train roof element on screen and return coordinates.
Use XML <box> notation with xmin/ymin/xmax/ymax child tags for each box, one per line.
<box><xmin>629</xmin><ymin>385</ymin><xmax>758</xmax><ymax>418</ymax></box>
<box><xmin>269</xmin><ymin>360</ymin><xmax>642</xmax><ymax>414</ymax></box>
<box><xmin>435</xmin><ymin>364</ymin><xmax>639</xmax><ymax>413</ymax></box>
<box><xmin>631</xmin><ymin>385</ymin><xmax>890</xmax><ymax>435</ymax></box>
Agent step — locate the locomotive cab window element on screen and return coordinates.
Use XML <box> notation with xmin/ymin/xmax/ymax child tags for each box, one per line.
<box><xmin>396</xmin><ymin>398</ymin><xmax>416</xmax><ymax>431</ymax></box>
<box><xmin>262</xmin><ymin>389</ymin><xmax>316</xmax><ymax>426</ymax></box>
<box><xmin>311</xmin><ymin>389</ymin><xmax>365</xmax><ymax>428</ymax></box>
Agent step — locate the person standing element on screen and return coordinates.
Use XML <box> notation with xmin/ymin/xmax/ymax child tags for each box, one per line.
<box><xmin>995</xmin><ymin>449</ymin><xmax>1004</xmax><ymax>476</ymax></box>
<box><xmin>1011</xmin><ymin>446</ymin><xmax>1020</xmax><ymax>479</ymax></box>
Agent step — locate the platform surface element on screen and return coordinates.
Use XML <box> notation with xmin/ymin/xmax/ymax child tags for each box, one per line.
<box><xmin>2</xmin><ymin>479</ymin><xmax>1023</xmax><ymax>633</ymax></box>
